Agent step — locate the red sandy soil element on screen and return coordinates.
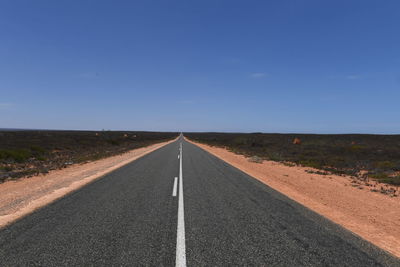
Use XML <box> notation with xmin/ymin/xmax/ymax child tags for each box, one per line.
<box><xmin>0</xmin><ymin>139</ymin><xmax>175</xmax><ymax>228</ymax></box>
<box><xmin>189</xmin><ymin>140</ymin><xmax>400</xmax><ymax>258</ymax></box>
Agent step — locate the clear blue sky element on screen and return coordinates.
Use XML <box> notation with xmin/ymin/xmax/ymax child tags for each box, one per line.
<box><xmin>1</xmin><ymin>0</ymin><xmax>399</xmax><ymax>133</ymax></box>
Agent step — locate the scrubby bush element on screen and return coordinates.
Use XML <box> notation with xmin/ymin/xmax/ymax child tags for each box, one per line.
<box><xmin>0</xmin><ymin>130</ymin><xmax>178</xmax><ymax>181</ymax></box>
<box><xmin>185</xmin><ymin>132</ymin><xmax>400</xmax><ymax>185</ymax></box>
<box><xmin>0</xmin><ymin>149</ymin><xmax>32</xmax><ymax>162</ymax></box>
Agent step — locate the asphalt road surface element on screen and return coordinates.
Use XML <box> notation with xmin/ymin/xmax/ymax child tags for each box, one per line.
<box><xmin>0</xmin><ymin>136</ymin><xmax>399</xmax><ymax>266</ymax></box>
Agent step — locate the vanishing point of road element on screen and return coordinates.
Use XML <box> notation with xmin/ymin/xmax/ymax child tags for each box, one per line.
<box><xmin>0</xmin><ymin>135</ymin><xmax>398</xmax><ymax>266</ymax></box>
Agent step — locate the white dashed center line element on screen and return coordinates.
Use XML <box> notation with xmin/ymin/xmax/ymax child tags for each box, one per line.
<box><xmin>172</xmin><ymin>177</ymin><xmax>178</xmax><ymax>197</ymax></box>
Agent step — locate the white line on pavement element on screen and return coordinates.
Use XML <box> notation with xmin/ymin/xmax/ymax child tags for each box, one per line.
<box><xmin>172</xmin><ymin>177</ymin><xmax>178</xmax><ymax>197</ymax></box>
<box><xmin>176</xmin><ymin>142</ymin><xmax>187</xmax><ymax>267</ymax></box>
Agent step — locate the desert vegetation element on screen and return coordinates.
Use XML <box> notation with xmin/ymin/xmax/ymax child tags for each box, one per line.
<box><xmin>185</xmin><ymin>132</ymin><xmax>400</xmax><ymax>186</ymax></box>
<box><xmin>0</xmin><ymin>130</ymin><xmax>178</xmax><ymax>182</ymax></box>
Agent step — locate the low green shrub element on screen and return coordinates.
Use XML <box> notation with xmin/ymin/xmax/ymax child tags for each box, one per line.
<box><xmin>0</xmin><ymin>166</ymin><xmax>13</xmax><ymax>171</ymax></box>
<box><xmin>374</xmin><ymin>161</ymin><xmax>396</xmax><ymax>170</ymax></box>
<box><xmin>369</xmin><ymin>173</ymin><xmax>389</xmax><ymax>179</ymax></box>
<box><xmin>0</xmin><ymin>149</ymin><xmax>32</xmax><ymax>163</ymax></box>
<box><xmin>374</xmin><ymin>176</ymin><xmax>400</xmax><ymax>186</ymax></box>
<box><xmin>299</xmin><ymin>160</ymin><xmax>322</xmax><ymax>169</ymax></box>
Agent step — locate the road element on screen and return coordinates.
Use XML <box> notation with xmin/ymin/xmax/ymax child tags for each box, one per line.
<box><xmin>0</xmin><ymin>136</ymin><xmax>398</xmax><ymax>266</ymax></box>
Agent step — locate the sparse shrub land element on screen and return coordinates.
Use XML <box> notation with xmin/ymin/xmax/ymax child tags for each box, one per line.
<box><xmin>0</xmin><ymin>130</ymin><xmax>178</xmax><ymax>182</ymax></box>
<box><xmin>185</xmin><ymin>132</ymin><xmax>400</xmax><ymax>186</ymax></box>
